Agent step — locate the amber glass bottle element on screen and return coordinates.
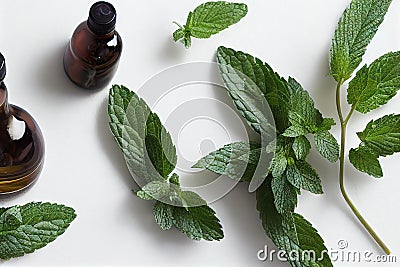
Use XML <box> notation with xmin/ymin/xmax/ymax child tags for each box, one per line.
<box><xmin>63</xmin><ymin>1</ymin><xmax>122</xmax><ymax>90</ymax></box>
<box><xmin>0</xmin><ymin>53</ymin><xmax>45</xmax><ymax>193</ymax></box>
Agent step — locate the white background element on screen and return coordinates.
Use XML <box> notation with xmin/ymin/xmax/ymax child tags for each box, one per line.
<box><xmin>0</xmin><ymin>0</ymin><xmax>400</xmax><ymax>266</ymax></box>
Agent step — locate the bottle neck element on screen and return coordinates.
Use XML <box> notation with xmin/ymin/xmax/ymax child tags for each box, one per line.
<box><xmin>0</xmin><ymin>82</ymin><xmax>10</xmax><ymax>123</ymax></box>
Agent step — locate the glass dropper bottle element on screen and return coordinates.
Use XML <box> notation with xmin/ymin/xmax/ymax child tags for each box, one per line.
<box><xmin>0</xmin><ymin>53</ymin><xmax>45</xmax><ymax>193</ymax></box>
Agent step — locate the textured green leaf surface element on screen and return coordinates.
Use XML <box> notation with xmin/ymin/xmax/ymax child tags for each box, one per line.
<box><xmin>271</xmin><ymin>174</ymin><xmax>298</xmax><ymax>214</ymax></box>
<box><xmin>286</xmin><ymin>161</ymin><xmax>323</xmax><ymax>194</ymax></box>
<box><xmin>145</xmin><ymin>113</ymin><xmax>177</xmax><ymax>179</ymax></box>
<box><xmin>193</xmin><ymin>142</ymin><xmax>261</xmax><ymax>182</ymax></box>
<box><xmin>314</xmin><ymin>131</ymin><xmax>339</xmax><ymax>162</ymax></box>
<box><xmin>330</xmin><ymin>0</ymin><xmax>392</xmax><ymax>82</ymax></box>
<box><xmin>357</xmin><ymin>114</ymin><xmax>400</xmax><ymax>156</ymax></box>
<box><xmin>172</xmin><ymin>205</ymin><xmax>224</xmax><ymax>241</ymax></box>
<box><xmin>0</xmin><ymin>203</ymin><xmax>76</xmax><ymax>260</ymax></box>
<box><xmin>347</xmin><ymin>52</ymin><xmax>400</xmax><ymax>113</ymax></box>
<box><xmin>173</xmin><ymin>1</ymin><xmax>247</xmax><ymax>48</ymax></box>
<box><xmin>217</xmin><ymin>47</ymin><xmax>276</xmax><ymax>137</ymax></box>
<box><xmin>292</xmin><ymin>136</ymin><xmax>311</xmax><ymax>160</ymax></box>
<box><xmin>153</xmin><ymin>201</ymin><xmax>174</xmax><ymax>230</ymax></box>
<box><xmin>256</xmin><ymin>180</ymin><xmax>333</xmax><ymax>267</ymax></box>
<box><xmin>349</xmin><ymin>147</ymin><xmax>382</xmax><ymax>178</ymax></box>
<box><xmin>110</xmin><ymin>86</ymin><xmax>223</xmax><ymax>241</ymax></box>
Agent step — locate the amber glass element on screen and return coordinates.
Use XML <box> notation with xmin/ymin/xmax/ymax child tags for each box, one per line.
<box><xmin>63</xmin><ymin>21</ymin><xmax>122</xmax><ymax>90</ymax></box>
<box><xmin>0</xmin><ymin>82</ymin><xmax>44</xmax><ymax>193</ymax></box>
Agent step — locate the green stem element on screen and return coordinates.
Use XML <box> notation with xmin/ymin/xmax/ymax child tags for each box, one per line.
<box><xmin>336</xmin><ymin>82</ymin><xmax>391</xmax><ymax>255</ymax></box>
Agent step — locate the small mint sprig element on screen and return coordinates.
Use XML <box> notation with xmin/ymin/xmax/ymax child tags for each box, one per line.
<box><xmin>173</xmin><ymin>1</ymin><xmax>248</xmax><ymax>48</ymax></box>
<box><xmin>0</xmin><ymin>202</ymin><xmax>76</xmax><ymax>260</ymax></box>
<box><xmin>330</xmin><ymin>0</ymin><xmax>398</xmax><ymax>255</ymax></box>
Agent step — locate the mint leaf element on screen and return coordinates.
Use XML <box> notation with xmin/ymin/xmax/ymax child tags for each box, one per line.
<box><xmin>292</xmin><ymin>136</ymin><xmax>311</xmax><ymax>160</ymax></box>
<box><xmin>173</xmin><ymin>2</ymin><xmax>248</xmax><ymax>48</ymax></box>
<box><xmin>172</xmin><ymin>205</ymin><xmax>224</xmax><ymax>241</ymax></box>
<box><xmin>283</xmin><ymin>87</ymin><xmax>336</xmax><ymax>138</ymax></box>
<box><xmin>109</xmin><ymin>86</ymin><xmax>223</xmax><ymax>241</ymax></box>
<box><xmin>109</xmin><ymin>85</ymin><xmax>157</xmax><ymax>183</ymax></box>
<box><xmin>217</xmin><ymin>46</ymin><xmax>291</xmax><ymax>133</ymax></box>
<box><xmin>270</xmin><ymin>149</ymin><xmax>287</xmax><ymax>179</ymax></box>
<box><xmin>145</xmin><ymin>112</ymin><xmax>177</xmax><ymax>179</ymax></box>
<box><xmin>349</xmin><ymin>147</ymin><xmax>382</xmax><ymax>178</ymax></box>
<box><xmin>330</xmin><ymin>0</ymin><xmax>393</xmax><ymax>82</ymax></box>
<box><xmin>314</xmin><ymin>130</ymin><xmax>340</xmax><ymax>162</ymax></box>
<box><xmin>0</xmin><ymin>203</ymin><xmax>76</xmax><ymax>260</ymax></box>
<box><xmin>256</xmin><ymin>180</ymin><xmax>333</xmax><ymax>267</ymax></box>
<box><xmin>347</xmin><ymin>51</ymin><xmax>400</xmax><ymax>113</ymax></box>
<box><xmin>193</xmin><ymin>142</ymin><xmax>262</xmax><ymax>182</ymax></box>
<box><xmin>286</xmin><ymin>161</ymin><xmax>323</xmax><ymax>194</ymax></box>
<box><xmin>153</xmin><ymin>201</ymin><xmax>174</xmax><ymax>230</ymax></box>
<box><xmin>357</xmin><ymin>114</ymin><xmax>400</xmax><ymax>156</ymax></box>
<box><xmin>217</xmin><ymin>47</ymin><xmax>277</xmax><ymax>137</ymax></box>
<box><xmin>271</xmin><ymin>174</ymin><xmax>298</xmax><ymax>214</ymax></box>
<box><xmin>349</xmin><ymin>114</ymin><xmax>400</xmax><ymax>178</ymax></box>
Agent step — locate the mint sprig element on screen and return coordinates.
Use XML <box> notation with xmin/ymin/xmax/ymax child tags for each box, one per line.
<box><xmin>173</xmin><ymin>1</ymin><xmax>248</xmax><ymax>48</ymax></box>
<box><xmin>0</xmin><ymin>202</ymin><xmax>76</xmax><ymax>260</ymax></box>
<box><xmin>194</xmin><ymin>47</ymin><xmax>336</xmax><ymax>265</ymax></box>
<box><xmin>330</xmin><ymin>0</ymin><xmax>397</xmax><ymax>255</ymax></box>
<box><xmin>108</xmin><ymin>85</ymin><xmax>223</xmax><ymax>241</ymax></box>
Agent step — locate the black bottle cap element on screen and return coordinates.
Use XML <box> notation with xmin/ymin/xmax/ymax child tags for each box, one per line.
<box><xmin>0</xmin><ymin>53</ymin><xmax>5</xmax><ymax>81</ymax></box>
<box><xmin>87</xmin><ymin>1</ymin><xmax>116</xmax><ymax>35</ymax></box>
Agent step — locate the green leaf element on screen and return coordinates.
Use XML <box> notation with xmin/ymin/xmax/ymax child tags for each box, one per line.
<box><xmin>172</xmin><ymin>205</ymin><xmax>224</xmax><ymax>241</ymax></box>
<box><xmin>283</xmin><ymin>87</ymin><xmax>335</xmax><ymax>138</ymax></box>
<box><xmin>314</xmin><ymin>131</ymin><xmax>339</xmax><ymax>162</ymax></box>
<box><xmin>0</xmin><ymin>203</ymin><xmax>76</xmax><ymax>260</ymax></box>
<box><xmin>153</xmin><ymin>201</ymin><xmax>174</xmax><ymax>230</ymax></box>
<box><xmin>349</xmin><ymin>114</ymin><xmax>400</xmax><ymax>178</ymax></box>
<box><xmin>145</xmin><ymin>112</ymin><xmax>177</xmax><ymax>179</ymax></box>
<box><xmin>271</xmin><ymin>174</ymin><xmax>298</xmax><ymax>214</ymax></box>
<box><xmin>270</xmin><ymin>149</ymin><xmax>288</xmax><ymax>178</ymax></box>
<box><xmin>192</xmin><ymin>142</ymin><xmax>262</xmax><ymax>182</ymax></box>
<box><xmin>108</xmin><ymin>85</ymin><xmax>157</xmax><ymax>183</ymax></box>
<box><xmin>357</xmin><ymin>114</ymin><xmax>400</xmax><ymax>156</ymax></box>
<box><xmin>347</xmin><ymin>51</ymin><xmax>400</xmax><ymax>113</ymax></box>
<box><xmin>217</xmin><ymin>46</ymin><xmax>290</xmax><ymax>133</ymax></box>
<box><xmin>256</xmin><ymin>180</ymin><xmax>333</xmax><ymax>267</ymax></box>
<box><xmin>349</xmin><ymin>147</ymin><xmax>382</xmax><ymax>178</ymax></box>
<box><xmin>173</xmin><ymin>2</ymin><xmax>248</xmax><ymax>48</ymax></box>
<box><xmin>330</xmin><ymin>0</ymin><xmax>393</xmax><ymax>82</ymax></box>
<box><xmin>286</xmin><ymin>161</ymin><xmax>323</xmax><ymax>194</ymax></box>
<box><xmin>292</xmin><ymin>136</ymin><xmax>311</xmax><ymax>160</ymax></box>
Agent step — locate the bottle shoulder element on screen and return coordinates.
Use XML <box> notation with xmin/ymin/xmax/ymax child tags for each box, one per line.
<box><xmin>69</xmin><ymin>21</ymin><xmax>122</xmax><ymax>66</ymax></box>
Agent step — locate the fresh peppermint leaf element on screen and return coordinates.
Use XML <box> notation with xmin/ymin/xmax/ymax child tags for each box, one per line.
<box><xmin>153</xmin><ymin>201</ymin><xmax>174</xmax><ymax>231</ymax></box>
<box><xmin>349</xmin><ymin>147</ymin><xmax>382</xmax><ymax>178</ymax></box>
<box><xmin>283</xmin><ymin>87</ymin><xmax>336</xmax><ymax>138</ymax></box>
<box><xmin>109</xmin><ymin>85</ymin><xmax>157</xmax><ymax>183</ymax></box>
<box><xmin>145</xmin><ymin>112</ymin><xmax>177</xmax><ymax>179</ymax></box>
<box><xmin>314</xmin><ymin>131</ymin><xmax>340</xmax><ymax>162</ymax></box>
<box><xmin>347</xmin><ymin>51</ymin><xmax>400</xmax><ymax>113</ymax></box>
<box><xmin>172</xmin><ymin>205</ymin><xmax>224</xmax><ymax>241</ymax></box>
<box><xmin>286</xmin><ymin>161</ymin><xmax>323</xmax><ymax>194</ymax></box>
<box><xmin>256</xmin><ymin>180</ymin><xmax>333</xmax><ymax>267</ymax></box>
<box><xmin>271</xmin><ymin>174</ymin><xmax>298</xmax><ymax>214</ymax></box>
<box><xmin>0</xmin><ymin>203</ymin><xmax>76</xmax><ymax>260</ymax></box>
<box><xmin>349</xmin><ymin>114</ymin><xmax>400</xmax><ymax>178</ymax></box>
<box><xmin>292</xmin><ymin>136</ymin><xmax>311</xmax><ymax>160</ymax></box>
<box><xmin>109</xmin><ymin>86</ymin><xmax>223</xmax><ymax>241</ymax></box>
<box><xmin>270</xmin><ymin>149</ymin><xmax>287</xmax><ymax>179</ymax></box>
<box><xmin>330</xmin><ymin>0</ymin><xmax>393</xmax><ymax>82</ymax></box>
<box><xmin>173</xmin><ymin>2</ymin><xmax>248</xmax><ymax>48</ymax></box>
<box><xmin>357</xmin><ymin>114</ymin><xmax>400</xmax><ymax>157</ymax></box>
<box><xmin>193</xmin><ymin>142</ymin><xmax>262</xmax><ymax>182</ymax></box>
<box><xmin>217</xmin><ymin>46</ymin><xmax>290</xmax><ymax>133</ymax></box>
